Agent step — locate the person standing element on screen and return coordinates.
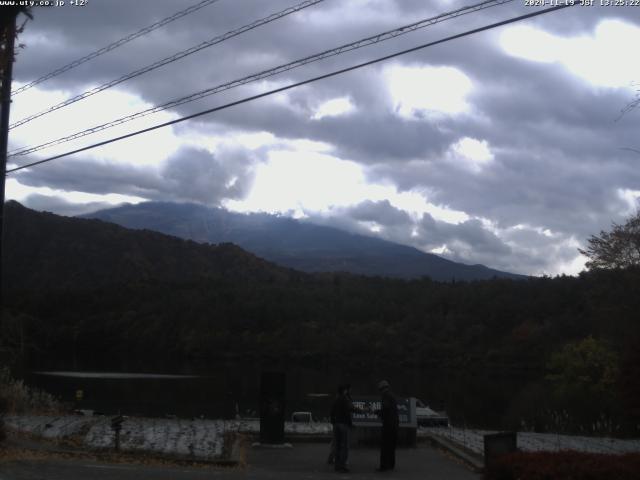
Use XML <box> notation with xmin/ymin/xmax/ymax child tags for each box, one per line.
<box><xmin>375</xmin><ymin>380</ymin><xmax>399</xmax><ymax>472</ymax></box>
<box><xmin>330</xmin><ymin>383</ymin><xmax>362</xmax><ymax>473</ymax></box>
<box><xmin>327</xmin><ymin>390</ymin><xmax>337</xmax><ymax>465</ymax></box>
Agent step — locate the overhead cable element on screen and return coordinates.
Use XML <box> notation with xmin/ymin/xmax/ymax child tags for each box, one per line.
<box><xmin>9</xmin><ymin>0</ymin><xmax>325</xmax><ymax>129</ymax></box>
<box><xmin>6</xmin><ymin>3</ymin><xmax>577</xmax><ymax>175</ymax></box>
<box><xmin>618</xmin><ymin>84</ymin><xmax>640</xmax><ymax>119</ymax></box>
<box><xmin>11</xmin><ymin>0</ymin><xmax>223</xmax><ymax>96</ymax></box>
<box><xmin>8</xmin><ymin>0</ymin><xmax>514</xmax><ymax>157</ymax></box>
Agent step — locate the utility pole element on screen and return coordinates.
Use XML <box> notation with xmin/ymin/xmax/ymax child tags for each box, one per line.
<box><xmin>0</xmin><ymin>11</ymin><xmax>19</xmax><ymax>311</ymax></box>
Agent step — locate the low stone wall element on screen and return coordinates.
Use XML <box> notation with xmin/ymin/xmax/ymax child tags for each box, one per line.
<box><xmin>420</xmin><ymin>426</ymin><xmax>640</xmax><ymax>456</ymax></box>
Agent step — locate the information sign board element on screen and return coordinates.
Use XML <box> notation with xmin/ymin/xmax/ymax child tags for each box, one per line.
<box><xmin>351</xmin><ymin>396</ymin><xmax>416</xmax><ymax>428</ymax></box>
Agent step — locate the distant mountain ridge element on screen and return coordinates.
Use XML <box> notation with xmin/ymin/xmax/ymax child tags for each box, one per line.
<box><xmin>83</xmin><ymin>202</ymin><xmax>525</xmax><ymax>281</ymax></box>
<box><xmin>2</xmin><ymin>201</ymin><xmax>292</xmax><ymax>292</ymax></box>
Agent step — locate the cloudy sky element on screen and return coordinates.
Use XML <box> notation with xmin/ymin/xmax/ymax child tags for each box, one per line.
<box><xmin>5</xmin><ymin>0</ymin><xmax>640</xmax><ymax>276</ymax></box>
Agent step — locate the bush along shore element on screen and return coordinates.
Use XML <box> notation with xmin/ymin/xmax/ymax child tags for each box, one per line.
<box><xmin>484</xmin><ymin>450</ymin><xmax>640</xmax><ymax>480</ymax></box>
<box><xmin>0</xmin><ymin>366</ymin><xmax>65</xmax><ymax>448</ymax></box>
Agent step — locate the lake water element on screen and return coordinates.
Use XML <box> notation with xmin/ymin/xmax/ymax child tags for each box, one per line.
<box><xmin>23</xmin><ymin>362</ymin><xmax>527</xmax><ymax>428</ymax></box>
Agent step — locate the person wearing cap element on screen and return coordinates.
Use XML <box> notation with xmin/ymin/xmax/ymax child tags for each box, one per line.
<box><xmin>330</xmin><ymin>383</ymin><xmax>364</xmax><ymax>473</ymax></box>
<box><xmin>375</xmin><ymin>380</ymin><xmax>399</xmax><ymax>472</ymax></box>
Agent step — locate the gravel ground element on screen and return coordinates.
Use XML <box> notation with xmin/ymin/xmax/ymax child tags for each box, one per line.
<box><xmin>6</xmin><ymin>416</ymin><xmax>640</xmax><ymax>462</ymax></box>
<box><xmin>4</xmin><ymin>415</ymin><xmax>332</xmax><ymax>461</ymax></box>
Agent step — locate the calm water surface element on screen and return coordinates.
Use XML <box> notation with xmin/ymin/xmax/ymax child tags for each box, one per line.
<box><xmin>24</xmin><ymin>363</ymin><xmax>525</xmax><ymax>427</ymax></box>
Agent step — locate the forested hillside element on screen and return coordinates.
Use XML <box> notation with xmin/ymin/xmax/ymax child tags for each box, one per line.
<box><xmin>1</xmin><ymin>201</ymin><xmax>639</xmax><ymax>434</ymax></box>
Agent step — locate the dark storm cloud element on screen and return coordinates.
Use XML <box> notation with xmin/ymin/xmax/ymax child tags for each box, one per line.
<box><xmin>304</xmin><ymin>200</ymin><xmax>414</xmax><ymax>240</ymax></box>
<box><xmin>161</xmin><ymin>146</ymin><xmax>255</xmax><ymax>203</ymax></box>
<box><xmin>310</xmin><ymin>201</ymin><xmax>510</xmax><ymax>256</ymax></box>
<box><xmin>17</xmin><ymin>1</ymin><xmax>633</xmax><ymax>166</ymax></box>
<box><xmin>16</xmin><ymin>0</ymin><xmax>406</xmax><ymax>93</ymax></box>
<box><xmin>370</xmin><ymin>140</ymin><xmax>640</xmax><ymax>247</ymax></box>
<box><xmin>14</xmin><ymin>146</ymin><xmax>256</xmax><ymax>205</ymax></box>
<box><xmin>347</xmin><ymin>199</ymin><xmax>413</xmax><ymax>226</ymax></box>
<box><xmin>208</xmin><ymin>91</ymin><xmax>457</xmax><ymax>162</ymax></box>
<box><xmin>10</xmin><ymin>1</ymin><xmax>640</xmax><ymax>274</ymax></box>
<box><xmin>306</xmin><ymin>202</ymin><xmax>526</xmax><ymax>271</ymax></box>
<box><xmin>371</xmin><ymin>64</ymin><xmax>640</xmax><ymax>233</ymax></box>
<box><xmin>15</xmin><ymin>0</ymin><xmax>517</xmax><ymax>112</ymax></box>
<box><xmin>319</xmin><ymin>201</ymin><xmax>582</xmax><ymax>275</ymax></box>
<box><xmin>14</xmin><ymin>159</ymin><xmax>165</xmax><ymax>198</ymax></box>
<box><xmin>418</xmin><ymin>215</ymin><xmax>511</xmax><ymax>257</ymax></box>
<box><xmin>358</xmin><ymin>11</ymin><xmax>640</xmax><ymax>252</ymax></box>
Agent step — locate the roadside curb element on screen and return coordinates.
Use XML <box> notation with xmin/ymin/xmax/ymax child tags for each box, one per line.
<box><xmin>422</xmin><ymin>433</ymin><xmax>484</xmax><ymax>472</ymax></box>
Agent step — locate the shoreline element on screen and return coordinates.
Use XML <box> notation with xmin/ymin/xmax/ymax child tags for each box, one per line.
<box><xmin>5</xmin><ymin>414</ymin><xmax>640</xmax><ymax>468</ymax></box>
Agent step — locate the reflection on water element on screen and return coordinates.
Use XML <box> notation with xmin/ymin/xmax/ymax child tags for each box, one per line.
<box><xmin>24</xmin><ymin>363</ymin><xmax>527</xmax><ymax>428</ymax></box>
<box><xmin>34</xmin><ymin>371</ymin><xmax>201</xmax><ymax>379</ymax></box>
<box><xmin>28</xmin><ymin>369</ymin><xmax>244</xmax><ymax>419</ymax></box>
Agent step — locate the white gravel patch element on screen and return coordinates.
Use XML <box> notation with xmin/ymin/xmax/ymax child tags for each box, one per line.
<box><xmin>5</xmin><ymin>415</ymin><xmax>227</xmax><ymax>461</ymax></box>
<box><xmin>4</xmin><ymin>415</ymin><xmax>94</xmax><ymax>439</ymax></box>
<box><xmin>5</xmin><ymin>415</ymin><xmax>333</xmax><ymax>461</ymax></box>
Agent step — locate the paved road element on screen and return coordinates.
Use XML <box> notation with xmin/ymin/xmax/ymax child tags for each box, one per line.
<box><xmin>1</xmin><ymin>442</ymin><xmax>480</xmax><ymax>479</ymax></box>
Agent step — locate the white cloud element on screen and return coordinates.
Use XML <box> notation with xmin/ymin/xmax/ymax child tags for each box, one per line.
<box><xmin>312</xmin><ymin>97</ymin><xmax>355</xmax><ymax>120</ymax></box>
<box><xmin>235</xmin><ymin>131</ymin><xmax>277</xmax><ymax>149</ymax></box>
<box><xmin>362</xmin><ymin>221</ymin><xmax>382</xmax><ymax>233</ymax></box>
<box><xmin>500</xmin><ymin>26</ymin><xmax>559</xmax><ymax>63</ymax></box>
<box><xmin>5</xmin><ymin>178</ymin><xmax>145</xmax><ymax>206</ymax></box>
<box><xmin>449</xmin><ymin>137</ymin><xmax>494</xmax><ymax>172</ymax></box>
<box><xmin>500</xmin><ymin>20</ymin><xmax>640</xmax><ymax>89</ymax></box>
<box><xmin>9</xmin><ymin>86</ymin><xmax>182</xmax><ymax>168</ymax></box>
<box><xmin>383</xmin><ymin>189</ymin><xmax>469</xmax><ymax>224</ymax></box>
<box><xmin>617</xmin><ymin>188</ymin><xmax>640</xmax><ymax>214</ymax></box>
<box><xmin>430</xmin><ymin>244</ymin><xmax>450</xmax><ymax>255</ymax></box>
<box><xmin>385</xmin><ymin>64</ymin><xmax>473</xmax><ymax>118</ymax></box>
<box><xmin>224</xmin><ymin>150</ymin><xmax>367</xmax><ymax>213</ymax></box>
<box><xmin>550</xmin><ymin>252</ymin><xmax>588</xmax><ymax>277</ymax></box>
<box><xmin>281</xmin><ymin>138</ymin><xmax>333</xmax><ymax>153</ymax></box>
<box><xmin>225</xmin><ymin>149</ymin><xmax>474</xmax><ymax>228</ymax></box>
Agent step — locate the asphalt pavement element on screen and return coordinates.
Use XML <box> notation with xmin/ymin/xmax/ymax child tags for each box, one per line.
<box><xmin>1</xmin><ymin>442</ymin><xmax>480</xmax><ymax>480</ymax></box>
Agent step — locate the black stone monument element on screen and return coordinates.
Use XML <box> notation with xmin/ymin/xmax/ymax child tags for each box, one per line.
<box><xmin>259</xmin><ymin>371</ymin><xmax>286</xmax><ymax>444</ymax></box>
<box><xmin>484</xmin><ymin>431</ymin><xmax>517</xmax><ymax>468</ymax></box>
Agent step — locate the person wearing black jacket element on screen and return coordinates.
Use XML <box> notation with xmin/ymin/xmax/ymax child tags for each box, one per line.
<box><xmin>375</xmin><ymin>380</ymin><xmax>399</xmax><ymax>472</ymax></box>
<box><xmin>330</xmin><ymin>383</ymin><xmax>362</xmax><ymax>473</ymax></box>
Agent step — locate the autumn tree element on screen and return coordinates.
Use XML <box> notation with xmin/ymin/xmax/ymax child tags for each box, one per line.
<box><xmin>579</xmin><ymin>211</ymin><xmax>640</xmax><ymax>270</ymax></box>
<box><xmin>545</xmin><ymin>336</ymin><xmax>619</xmax><ymax>433</ymax></box>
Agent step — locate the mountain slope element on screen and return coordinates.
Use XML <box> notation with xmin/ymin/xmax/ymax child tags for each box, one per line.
<box><xmin>2</xmin><ymin>201</ymin><xmax>293</xmax><ymax>292</ymax></box>
<box><xmin>84</xmin><ymin>202</ymin><xmax>525</xmax><ymax>281</ymax></box>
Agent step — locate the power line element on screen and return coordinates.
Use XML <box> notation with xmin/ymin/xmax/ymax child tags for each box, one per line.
<box><xmin>8</xmin><ymin>0</ymin><xmax>510</xmax><ymax>155</ymax></box>
<box><xmin>10</xmin><ymin>0</ymin><xmax>223</xmax><ymax>96</ymax></box>
<box><xmin>6</xmin><ymin>3</ymin><xmax>576</xmax><ymax>175</ymax></box>
<box><xmin>618</xmin><ymin>83</ymin><xmax>639</xmax><ymax>119</ymax></box>
<box><xmin>9</xmin><ymin>0</ymin><xmax>325</xmax><ymax>130</ymax></box>
<box><xmin>8</xmin><ymin>0</ymin><xmax>514</xmax><ymax>158</ymax></box>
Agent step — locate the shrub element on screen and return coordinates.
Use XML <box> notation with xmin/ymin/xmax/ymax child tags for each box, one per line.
<box><xmin>485</xmin><ymin>450</ymin><xmax>640</xmax><ymax>480</ymax></box>
<box><xmin>0</xmin><ymin>366</ymin><xmax>63</xmax><ymax>415</ymax></box>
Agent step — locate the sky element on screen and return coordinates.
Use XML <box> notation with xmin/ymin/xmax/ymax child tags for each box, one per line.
<box><xmin>5</xmin><ymin>0</ymin><xmax>640</xmax><ymax>276</ymax></box>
